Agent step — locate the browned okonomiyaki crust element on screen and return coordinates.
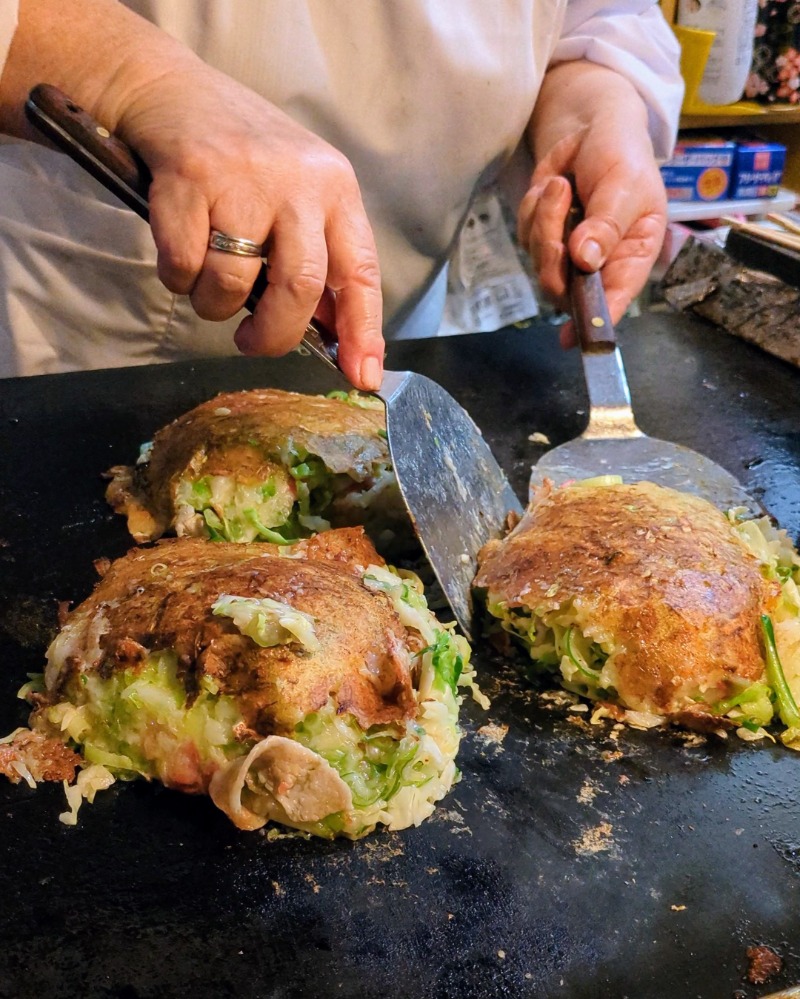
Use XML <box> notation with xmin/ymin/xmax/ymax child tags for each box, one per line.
<box><xmin>105</xmin><ymin>388</ymin><xmax>389</xmax><ymax>541</ymax></box>
<box><xmin>475</xmin><ymin>481</ymin><xmax>780</xmax><ymax>716</ymax></box>
<box><xmin>0</xmin><ymin>729</ymin><xmax>81</xmax><ymax>783</ymax></box>
<box><xmin>48</xmin><ymin>529</ymin><xmax>415</xmax><ymax>734</ymax></box>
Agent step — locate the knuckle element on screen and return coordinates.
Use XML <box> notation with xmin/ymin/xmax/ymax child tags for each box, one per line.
<box><xmin>165</xmin><ymin>251</ymin><xmax>201</xmax><ymax>281</ymax></box>
<box><xmin>592</xmin><ymin>214</ymin><xmax>625</xmax><ymax>244</ymax></box>
<box><xmin>349</xmin><ymin>257</ymin><xmax>381</xmax><ymax>290</ymax></box>
<box><xmin>325</xmin><ymin>251</ymin><xmax>381</xmax><ymax>298</ymax></box>
<box><xmin>318</xmin><ymin>146</ymin><xmax>356</xmax><ymax>182</ymax></box>
<box><xmin>214</xmin><ymin>269</ymin><xmax>254</xmax><ymax>298</ymax></box>
<box><xmin>285</xmin><ymin>270</ymin><xmax>326</xmax><ymax>304</ymax></box>
<box><xmin>289</xmin><ymin>142</ymin><xmax>356</xmax><ymax>190</ymax></box>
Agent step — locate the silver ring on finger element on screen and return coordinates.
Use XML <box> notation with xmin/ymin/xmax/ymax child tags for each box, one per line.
<box><xmin>208</xmin><ymin>229</ymin><xmax>264</xmax><ymax>258</ymax></box>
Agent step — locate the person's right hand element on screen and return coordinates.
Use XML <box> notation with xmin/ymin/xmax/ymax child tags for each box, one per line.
<box><xmin>2</xmin><ymin>0</ymin><xmax>383</xmax><ymax>385</ymax></box>
<box><xmin>117</xmin><ymin>60</ymin><xmax>385</xmax><ymax>390</ymax></box>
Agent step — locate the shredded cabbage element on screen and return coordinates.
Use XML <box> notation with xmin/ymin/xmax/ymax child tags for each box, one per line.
<box><xmin>325</xmin><ymin>389</ymin><xmax>384</xmax><ymax>412</ymax></box>
<box><xmin>283</xmin><ymin>564</ymin><xmax>486</xmax><ymax>837</ymax></box>
<box><xmin>174</xmin><ymin>472</ymin><xmax>297</xmax><ymax>543</ymax></box>
<box><xmin>171</xmin><ymin>440</ymin><xmax>397</xmax><ymax>546</ymax></box>
<box><xmin>485</xmin><ymin>504</ymin><xmax>800</xmax><ymax>745</ymax></box>
<box><xmin>32</xmin><ymin>558</ymin><xmax>482</xmax><ymax>836</ymax></box>
<box><xmin>59</xmin><ymin>764</ymin><xmax>116</xmax><ymax>827</ymax></box>
<box><xmin>42</xmin><ymin>651</ymin><xmax>247</xmax><ymax>783</ymax></box>
<box><xmin>212</xmin><ymin>594</ymin><xmax>320</xmax><ymax>652</ymax></box>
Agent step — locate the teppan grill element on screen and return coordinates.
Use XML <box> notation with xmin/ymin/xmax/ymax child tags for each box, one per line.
<box><xmin>2</xmin><ymin>312</ymin><xmax>800</xmax><ymax>999</ymax></box>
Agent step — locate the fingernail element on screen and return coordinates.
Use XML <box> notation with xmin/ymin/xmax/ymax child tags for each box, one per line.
<box><xmin>544</xmin><ymin>177</ymin><xmax>564</xmax><ymax>199</ymax></box>
<box><xmin>578</xmin><ymin>238</ymin><xmax>603</xmax><ymax>271</ymax></box>
<box><xmin>360</xmin><ymin>355</ymin><xmax>383</xmax><ymax>391</ymax></box>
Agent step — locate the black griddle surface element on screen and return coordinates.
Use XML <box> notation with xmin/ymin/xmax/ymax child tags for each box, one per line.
<box><xmin>1</xmin><ymin>312</ymin><xmax>800</xmax><ymax>999</ymax></box>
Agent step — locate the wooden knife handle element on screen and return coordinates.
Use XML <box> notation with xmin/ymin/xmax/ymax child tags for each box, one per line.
<box><xmin>24</xmin><ymin>83</ymin><xmax>270</xmax><ymax>319</ymax></box>
<box><xmin>564</xmin><ymin>178</ymin><xmax>617</xmax><ymax>354</ymax></box>
<box><xmin>24</xmin><ymin>84</ymin><xmax>352</xmax><ymax>376</ymax></box>
<box><xmin>25</xmin><ymin>83</ymin><xmax>152</xmax><ymax>218</ymax></box>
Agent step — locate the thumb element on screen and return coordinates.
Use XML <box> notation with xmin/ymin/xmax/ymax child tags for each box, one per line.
<box><xmin>568</xmin><ymin>172</ymin><xmax>651</xmax><ymax>273</ymax></box>
<box><xmin>568</xmin><ymin>206</ymin><xmax>626</xmax><ymax>275</ymax></box>
<box><xmin>569</xmin><ymin>172</ymin><xmax>657</xmax><ymax>271</ymax></box>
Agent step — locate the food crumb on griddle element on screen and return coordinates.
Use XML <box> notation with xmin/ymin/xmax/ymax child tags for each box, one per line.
<box><xmin>538</xmin><ymin>689</ymin><xmax>578</xmax><ymax>710</ymax></box>
<box><xmin>675</xmin><ymin>731</ymin><xmax>708</xmax><ymax>749</ymax></box>
<box><xmin>0</xmin><ymin>729</ymin><xmax>81</xmax><ymax>785</ymax></box>
<box><xmin>566</xmin><ymin>714</ymin><xmax>591</xmax><ymax>731</ymax></box>
<box><xmin>576</xmin><ymin>780</ymin><xmax>602</xmax><ymax>805</ymax></box>
<box><xmin>572</xmin><ymin>821</ymin><xmax>615</xmax><ymax>856</ymax></box>
<box><xmin>475</xmin><ymin>722</ymin><xmax>509</xmax><ymax>746</ymax></box>
<box><xmin>745</xmin><ymin>944</ymin><xmax>782</xmax><ymax>985</ymax></box>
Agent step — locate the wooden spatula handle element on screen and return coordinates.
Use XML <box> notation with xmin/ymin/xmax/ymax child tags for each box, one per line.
<box><xmin>564</xmin><ymin>181</ymin><xmax>617</xmax><ymax>353</ymax></box>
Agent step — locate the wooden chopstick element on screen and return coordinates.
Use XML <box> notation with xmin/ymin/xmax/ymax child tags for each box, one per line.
<box><xmin>721</xmin><ymin>215</ymin><xmax>800</xmax><ymax>253</ymax></box>
<box><xmin>767</xmin><ymin>211</ymin><xmax>800</xmax><ymax>237</ymax></box>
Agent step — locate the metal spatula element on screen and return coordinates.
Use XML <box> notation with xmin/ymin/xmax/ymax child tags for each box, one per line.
<box><xmin>530</xmin><ymin>191</ymin><xmax>757</xmax><ymax>515</ymax></box>
<box><xmin>25</xmin><ymin>83</ymin><xmax>523</xmax><ymax>639</ymax></box>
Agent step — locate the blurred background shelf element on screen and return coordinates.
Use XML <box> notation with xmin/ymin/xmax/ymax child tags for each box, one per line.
<box><xmin>680</xmin><ymin>105</ymin><xmax>800</xmax><ymax>192</ymax></box>
<box><xmin>680</xmin><ymin>105</ymin><xmax>800</xmax><ymax>129</ymax></box>
<box><xmin>667</xmin><ymin>186</ymin><xmax>797</xmax><ymax>222</ymax></box>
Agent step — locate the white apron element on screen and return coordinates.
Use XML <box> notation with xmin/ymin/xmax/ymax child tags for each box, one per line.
<box><xmin>0</xmin><ymin>0</ymin><xmax>681</xmax><ymax>376</ymax></box>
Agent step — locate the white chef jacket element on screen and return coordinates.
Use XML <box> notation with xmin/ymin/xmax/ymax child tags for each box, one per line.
<box><xmin>0</xmin><ymin>1</ymin><xmax>682</xmax><ymax>377</ymax></box>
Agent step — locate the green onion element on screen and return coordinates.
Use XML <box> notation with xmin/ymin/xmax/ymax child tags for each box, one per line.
<box><xmin>419</xmin><ymin>631</ymin><xmax>463</xmax><ymax>696</ymax></box>
<box><xmin>243</xmin><ymin>508</ymin><xmax>295</xmax><ymax>545</ymax></box>
<box><xmin>565</xmin><ymin>626</ymin><xmax>601</xmax><ymax>679</ymax></box>
<box><xmin>711</xmin><ymin>681</ymin><xmax>773</xmax><ymax>728</ymax></box>
<box><xmin>761</xmin><ymin>614</ymin><xmax>800</xmax><ymax>729</ymax></box>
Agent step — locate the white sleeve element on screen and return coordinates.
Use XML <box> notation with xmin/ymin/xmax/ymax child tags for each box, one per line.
<box><xmin>552</xmin><ymin>2</ymin><xmax>683</xmax><ymax>160</ymax></box>
<box><xmin>0</xmin><ymin>1</ymin><xmax>19</xmax><ymax>84</ymax></box>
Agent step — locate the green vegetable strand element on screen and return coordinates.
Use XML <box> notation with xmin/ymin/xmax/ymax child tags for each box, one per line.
<box><xmin>761</xmin><ymin>614</ymin><xmax>800</xmax><ymax>729</ymax></box>
<box><xmin>565</xmin><ymin>626</ymin><xmax>601</xmax><ymax>679</ymax></box>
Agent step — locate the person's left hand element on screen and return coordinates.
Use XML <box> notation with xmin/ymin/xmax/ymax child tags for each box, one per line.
<box><xmin>517</xmin><ymin>69</ymin><xmax>668</xmax><ymax>348</ymax></box>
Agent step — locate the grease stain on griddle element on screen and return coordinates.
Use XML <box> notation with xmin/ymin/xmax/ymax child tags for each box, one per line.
<box><xmin>0</xmin><ymin>593</ymin><xmax>59</xmax><ymax>649</ymax></box>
